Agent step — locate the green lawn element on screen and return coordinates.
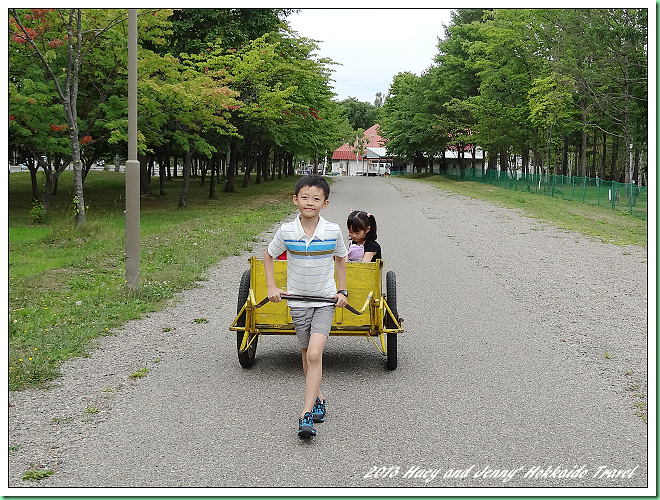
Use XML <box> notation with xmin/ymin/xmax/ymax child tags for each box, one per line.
<box><xmin>8</xmin><ymin>170</ymin><xmax>300</xmax><ymax>390</ymax></box>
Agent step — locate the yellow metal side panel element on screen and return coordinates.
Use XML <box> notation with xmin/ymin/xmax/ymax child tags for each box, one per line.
<box><xmin>334</xmin><ymin>261</ymin><xmax>382</xmax><ymax>327</ymax></box>
<box><xmin>250</xmin><ymin>257</ymin><xmax>292</xmax><ymax>326</ymax></box>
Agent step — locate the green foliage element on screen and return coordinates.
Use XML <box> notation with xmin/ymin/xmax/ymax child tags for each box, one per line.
<box><xmin>23</xmin><ymin>469</ymin><xmax>54</xmax><ymax>482</ymax></box>
<box><xmin>338</xmin><ymin>97</ymin><xmax>380</xmax><ymax>130</ymax></box>
<box><xmin>9</xmin><ymin>8</ymin><xmax>345</xmax><ymax>213</ymax></box>
<box><xmin>164</xmin><ymin>9</ymin><xmax>291</xmax><ymax>56</ymax></box>
<box><xmin>29</xmin><ymin>200</ymin><xmax>46</xmax><ymax>224</ymax></box>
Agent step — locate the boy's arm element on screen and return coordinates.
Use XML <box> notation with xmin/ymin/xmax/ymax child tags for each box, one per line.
<box><xmin>333</xmin><ymin>255</ymin><xmax>348</xmax><ymax>308</ymax></box>
<box><xmin>263</xmin><ymin>248</ymin><xmax>288</xmax><ymax>302</ymax></box>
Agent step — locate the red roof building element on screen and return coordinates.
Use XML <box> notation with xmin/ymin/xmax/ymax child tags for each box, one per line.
<box><xmin>332</xmin><ymin>124</ymin><xmax>386</xmax><ymax>161</ymax></box>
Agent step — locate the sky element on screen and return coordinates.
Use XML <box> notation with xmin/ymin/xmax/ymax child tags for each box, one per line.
<box><xmin>286</xmin><ymin>9</ymin><xmax>454</xmax><ymax>104</ymax></box>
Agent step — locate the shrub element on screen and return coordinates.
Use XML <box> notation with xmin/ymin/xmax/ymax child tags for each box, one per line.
<box><xmin>29</xmin><ymin>200</ymin><xmax>45</xmax><ymax>224</ymax></box>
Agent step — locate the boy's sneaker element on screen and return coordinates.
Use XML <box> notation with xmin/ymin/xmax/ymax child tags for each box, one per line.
<box><xmin>312</xmin><ymin>398</ymin><xmax>326</xmax><ymax>423</ymax></box>
<box><xmin>298</xmin><ymin>412</ymin><xmax>316</xmax><ymax>438</ymax></box>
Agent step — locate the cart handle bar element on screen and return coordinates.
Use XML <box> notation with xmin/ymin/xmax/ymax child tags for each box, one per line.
<box><xmin>255</xmin><ymin>294</ymin><xmax>363</xmax><ymax>315</ymax></box>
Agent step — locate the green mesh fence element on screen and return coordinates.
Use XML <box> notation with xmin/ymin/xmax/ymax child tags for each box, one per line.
<box><xmin>437</xmin><ymin>168</ymin><xmax>648</xmax><ymax>220</ymax></box>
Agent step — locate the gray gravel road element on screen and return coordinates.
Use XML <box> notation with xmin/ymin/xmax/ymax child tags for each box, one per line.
<box><xmin>8</xmin><ymin>176</ymin><xmax>649</xmax><ymax>491</ymax></box>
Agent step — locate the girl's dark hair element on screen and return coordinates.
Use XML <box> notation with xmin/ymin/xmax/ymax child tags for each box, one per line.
<box><xmin>347</xmin><ymin>210</ymin><xmax>377</xmax><ymax>240</ymax></box>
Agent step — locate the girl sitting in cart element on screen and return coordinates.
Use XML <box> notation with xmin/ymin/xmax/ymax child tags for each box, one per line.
<box><xmin>347</xmin><ymin>210</ymin><xmax>381</xmax><ymax>262</ymax></box>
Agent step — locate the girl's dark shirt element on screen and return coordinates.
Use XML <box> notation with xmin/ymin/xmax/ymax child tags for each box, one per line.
<box><xmin>363</xmin><ymin>239</ymin><xmax>381</xmax><ymax>262</ymax></box>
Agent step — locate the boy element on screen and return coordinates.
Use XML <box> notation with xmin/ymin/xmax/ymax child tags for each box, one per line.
<box><xmin>263</xmin><ymin>175</ymin><xmax>348</xmax><ymax>438</ymax></box>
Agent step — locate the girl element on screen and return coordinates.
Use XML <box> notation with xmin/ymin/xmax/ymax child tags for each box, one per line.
<box><xmin>346</xmin><ymin>210</ymin><xmax>381</xmax><ymax>262</ymax></box>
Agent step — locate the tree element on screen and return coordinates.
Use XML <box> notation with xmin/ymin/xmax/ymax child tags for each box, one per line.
<box><xmin>338</xmin><ymin>97</ymin><xmax>379</xmax><ymax>130</ymax></box>
<box><xmin>380</xmin><ymin>71</ymin><xmax>447</xmax><ymax>170</ymax></box>
<box><xmin>9</xmin><ymin>9</ymin><xmax>133</xmax><ymax>226</ymax></box>
<box><xmin>528</xmin><ymin>72</ymin><xmax>579</xmax><ymax>173</ymax></box>
<box><xmin>164</xmin><ymin>8</ymin><xmax>292</xmax><ymax>56</ymax></box>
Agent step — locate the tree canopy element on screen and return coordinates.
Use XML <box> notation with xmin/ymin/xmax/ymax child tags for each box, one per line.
<box><xmin>378</xmin><ymin>8</ymin><xmax>648</xmax><ymax>183</ymax></box>
<box><xmin>8</xmin><ymin>8</ymin><xmax>354</xmax><ymax>219</ymax></box>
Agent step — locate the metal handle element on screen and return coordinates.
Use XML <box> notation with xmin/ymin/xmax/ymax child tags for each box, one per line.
<box><xmin>255</xmin><ymin>294</ymin><xmax>362</xmax><ymax>315</ymax></box>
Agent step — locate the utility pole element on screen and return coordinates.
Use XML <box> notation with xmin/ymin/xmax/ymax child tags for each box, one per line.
<box><xmin>125</xmin><ymin>9</ymin><xmax>140</xmax><ymax>290</ymax></box>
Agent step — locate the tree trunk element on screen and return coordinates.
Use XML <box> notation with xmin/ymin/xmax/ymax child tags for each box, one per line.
<box><xmin>82</xmin><ymin>158</ymin><xmax>94</xmax><ymax>184</ymax></box>
<box><xmin>458</xmin><ymin>146</ymin><xmax>465</xmax><ymax>179</ymax></box>
<box><xmin>591</xmin><ymin>130</ymin><xmax>597</xmax><ymax>178</ymax></box>
<box><xmin>262</xmin><ymin>144</ymin><xmax>270</xmax><ymax>181</ymax></box>
<box><xmin>243</xmin><ymin>136</ymin><xmax>253</xmax><ymax>187</ymax></box>
<box><xmin>561</xmin><ymin>136</ymin><xmax>568</xmax><ymax>177</ymax></box>
<box><xmin>159</xmin><ymin>154</ymin><xmax>166</xmax><ymax>196</ymax></box>
<box><xmin>611</xmin><ymin>138</ymin><xmax>619</xmax><ymax>182</ymax></box>
<box><xmin>487</xmin><ymin>150</ymin><xmax>496</xmax><ymax>171</ymax></box>
<box><xmin>199</xmin><ymin>157</ymin><xmax>207</xmax><ymax>186</ymax></box>
<box><xmin>178</xmin><ymin>150</ymin><xmax>192</xmax><ymax>208</ymax></box>
<box><xmin>226</xmin><ymin>140</ymin><xmax>237</xmax><ymax>192</ymax></box>
<box><xmin>580</xmin><ymin>108</ymin><xmax>588</xmax><ymax>177</ymax></box>
<box><xmin>601</xmin><ymin>131</ymin><xmax>607</xmax><ymax>179</ymax></box>
<box><xmin>139</xmin><ymin>153</ymin><xmax>150</xmax><ymax>196</ymax></box>
<box><xmin>255</xmin><ymin>143</ymin><xmax>262</xmax><ymax>184</ymax></box>
<box><xmin>287</xmin><ymin>153</ymin><xmax>294</xmax><ymax>176</ymax></box>
<box><xmin>209</xmin><ymin>152</ymin><xmax>217</xmax><ymax>199</ymax></box>
<box><xmin>28</xmin><ymin>159</ymin><xmax>40</xmax><ymax>202</ymax></box>
<box><xmin>499</xmin><ymin>148</ymin><xmax>507</xmax><ymax>176</ymax></box>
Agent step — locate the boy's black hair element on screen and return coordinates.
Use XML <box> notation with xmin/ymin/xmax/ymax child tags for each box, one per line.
<box><xmin>347</xmin><ymin>210</ymin><xmax>377</xmax><ymax>241</ymax></box>
<box><xmin>294</xmin><ymin>175</ymin><xmax>330</xmax><ymax>200</ymax></box>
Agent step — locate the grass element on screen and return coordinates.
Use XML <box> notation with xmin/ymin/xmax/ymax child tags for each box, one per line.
<box><xmin>405</xmin><ymin>174</ymin><xmax>648</xmax><ymax>249</ymax></box>
<box><xmin>23</xmin><ymin>469</ymin><xmax>54</xmax><ymax>482</ymax></box>
<box><xmin>129</xmin><ymin>367</ymin><xmax>149</xmax><ymax>379</ymax></box>
<box><xmin>9</xmin><ymin>169</ymin><xmax>301</xmax><ymax>390</ymax></box>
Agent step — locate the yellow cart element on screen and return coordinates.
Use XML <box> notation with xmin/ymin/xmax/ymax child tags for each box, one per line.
<box><xmin>230</xmin><ymin>256</ymin><xmax>403</xmax><ymax>370</ymax></box>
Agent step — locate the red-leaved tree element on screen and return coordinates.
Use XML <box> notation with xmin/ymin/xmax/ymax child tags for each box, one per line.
<box><xmin>9</xmin><ymin>8</ymin><xmax>128</xmax><ymax>226</ymax></box>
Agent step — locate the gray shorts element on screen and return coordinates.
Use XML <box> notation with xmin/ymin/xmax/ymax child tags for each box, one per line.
<box><xmin>290</xmin><ymin>305</ymin><xmax>335</xmax><ymax>349</ymax></box>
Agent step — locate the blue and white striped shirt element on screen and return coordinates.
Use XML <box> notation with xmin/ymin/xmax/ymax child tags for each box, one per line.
<box><xmin>267</xmin><ymin>214</ymin><xmax>348</xmax><ymax>308</ymax></box>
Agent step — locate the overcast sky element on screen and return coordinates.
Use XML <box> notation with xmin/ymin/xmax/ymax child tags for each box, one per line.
<box><xmin>286</xmin><ymin>8</ymin><xmax>454</xmax><ymax>104</ymax></box>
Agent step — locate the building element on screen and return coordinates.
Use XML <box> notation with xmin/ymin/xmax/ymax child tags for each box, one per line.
<box><xmin>331</xmin><ymin>124</ymin><xmax>485</xmax><ymax>175</ymax></box>
<box><xmin>417</xmin><ymin>148</ymin><xmax>486</xmax><ymax>174</ymax></box>
<box><xmin>331</xmin><ymin>124</ymin><xmax>391</xmax><ymax>176</ymax></box>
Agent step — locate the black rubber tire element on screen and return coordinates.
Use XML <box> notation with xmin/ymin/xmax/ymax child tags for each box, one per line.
<box><xmin>236</xmin><ymin>269</ymin><xmax>258</xmax><ymax>368</ymax></box>
<box><xmin>384</xmin><ymin>270</ymin><xmax>398</xmax><ymax>370</ymax></box>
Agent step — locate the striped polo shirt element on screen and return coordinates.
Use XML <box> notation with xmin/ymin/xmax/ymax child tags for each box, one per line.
<box><xmin>267</xmin><ymin>214</ymin><xmax>348</xmax><ymax>308</ymax></box>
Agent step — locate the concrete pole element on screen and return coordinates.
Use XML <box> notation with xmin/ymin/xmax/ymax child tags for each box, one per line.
<box><xmin>125</xmin><ymin>9</ymin><xmax>140</xmax><ymax>290</ymax></box>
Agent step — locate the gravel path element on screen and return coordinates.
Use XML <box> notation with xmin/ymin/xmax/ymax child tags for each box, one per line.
<box><xmin>7</xmin><ymin>176</ymin><xmax>649</xmax><ymax>491</ymax></box>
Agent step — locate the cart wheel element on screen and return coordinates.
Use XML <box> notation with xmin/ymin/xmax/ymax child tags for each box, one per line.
<box><xmin>236</xmin><ymin>269</ymin><xmax>258</xmax><ymax>368</ymax></box>
<box><xmin>385</xmin><ymin>270</ymin><xmax>398</xmax><ymax>370</ymax></box>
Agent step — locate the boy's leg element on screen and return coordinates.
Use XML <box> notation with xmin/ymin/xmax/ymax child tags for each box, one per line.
<box><xmin>301</xmin><ymin>332</ymin><xmax>327</xmax><ymax>417</ymax></box>
<box><xmin>301</xmin><ymin>346</ymin><xmax>324</xmax><ymax>403</ymax></box>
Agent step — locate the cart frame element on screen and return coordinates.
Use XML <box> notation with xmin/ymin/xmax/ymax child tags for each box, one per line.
<box><xmin>230</xmin><ymin>256</ymin><xmax>403</xmax><ymax>369</ymax></box>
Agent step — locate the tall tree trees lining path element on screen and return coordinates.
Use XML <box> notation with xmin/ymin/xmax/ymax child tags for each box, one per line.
<box><xmin>9</xmin><ymin>9</ymin><xmax>648</xmax><ymax>222</ymax></box>
<box><xmin>8</xmin><ymin>8</ymin><xmax>355</xmax><ymax>221</ymax></box>
<box><xmin>379</xmin><ymin>9</ymin><xmax>648</xmax><ymax>184</ymax></box>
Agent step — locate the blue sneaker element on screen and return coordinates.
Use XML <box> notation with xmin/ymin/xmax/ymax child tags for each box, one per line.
<box><xmin>298</xmin><ymin>412</ymin><xmax>316</xmax><ymax>438</ymax></box>
<box><xmin>312</xmin><ymin>398</ymin><xmax>325</xmax><ymax>423</ymax></box>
